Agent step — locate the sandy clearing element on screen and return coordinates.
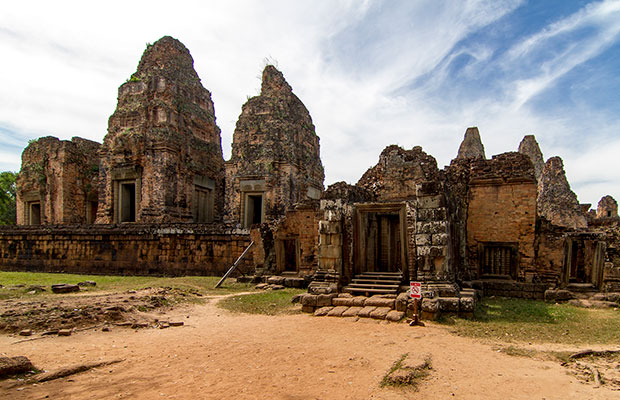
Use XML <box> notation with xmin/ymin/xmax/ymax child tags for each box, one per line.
<box><xmin>1</xmin><ymin>296</ymin><xmax>617</xmax><ymax>400</ymax></box>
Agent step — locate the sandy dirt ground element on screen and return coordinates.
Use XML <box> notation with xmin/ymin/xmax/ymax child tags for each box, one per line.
<box><xmin>1</xmin><ymin>295</ymin><xmax>619</xmax><ymax>400</ymax></box>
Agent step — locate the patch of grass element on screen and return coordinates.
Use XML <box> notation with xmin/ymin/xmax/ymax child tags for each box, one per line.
<box><xmin>438</xmin><ymin>297</ymin><xmax>620</xmax><ymax>344</ymax></box>
<box><xmin>495</xmin><ymin>345</ymin><xmax>573</xmax><ymax>363</ymax></box>
<box><xmin>380</xmin><ymin>353</ymin><xmax>432</xmax><ymax>389</ymax></box>
<box><xmin>0</xmin><ymin>271</ymin><xmax>255</xmax><ymax>299</ymax></box>
<box><xmin>218</xmin><ymin>289</ymin><xmax>305</xmax><ymax>315</ymax></box>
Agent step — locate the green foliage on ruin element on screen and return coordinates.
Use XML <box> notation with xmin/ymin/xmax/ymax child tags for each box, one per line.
<box><xmin>0</xmin><ymin>171</ymin><xmax>17</xmax><ymax>225</ymax></box>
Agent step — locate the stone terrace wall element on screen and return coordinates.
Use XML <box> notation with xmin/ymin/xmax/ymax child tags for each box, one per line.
<box><xmin>0</xmin><ymin>224</ymin><xmax>251</xmax><ymax>276</ymax></box>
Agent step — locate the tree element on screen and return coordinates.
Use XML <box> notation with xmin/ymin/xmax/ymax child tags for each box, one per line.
<box><xmin>0</xmin><ymin>171</ymin><xmax>17</xmax><ymax>225</ymax></box>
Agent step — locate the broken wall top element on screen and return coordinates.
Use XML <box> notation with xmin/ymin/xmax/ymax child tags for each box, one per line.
<box><xmin>537</xmin><ymin>156</ymin><xmax>587</xmax><ymax>229</ymax></box>
<box><xmin>18</xmin><ymin>136</ymin><xmax>100</xmax><ymax>190</ymax></box>
<box><xmin>468</xmin><ymin>152</ymin><xmax>536</xmax><ymax>184</ymax></box>
<box><xmin>229</xmin><ymin>65</ymin><xmax>324</xmax><ymax>188</ymax></box>
<box><xmin>357</xmin><ymin>145</ymin><xmax>441</xmax><ymax>201</ymax></box>
<box><xmin>321</xmin><ymin>181</ymin><xmax>375</xmax><ymax>203</ymax></box>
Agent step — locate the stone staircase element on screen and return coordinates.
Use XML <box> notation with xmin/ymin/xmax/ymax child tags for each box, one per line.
<box><xmin>342</xmin><ymin>271</ymin><xmax>404</xmax><ymax>296</ymax></box>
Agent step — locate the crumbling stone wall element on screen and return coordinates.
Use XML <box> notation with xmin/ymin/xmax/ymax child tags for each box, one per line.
<box><xmin>16</xmin><ymin>136</ymin><xmax>100</xmax><ymax>225</ymax></box>
<box><xmin>225</xmin><ymin>65</ymin><xmax>324</xmax><ymax>227</ymax></box>
<box><xmin>97</xmin><ymin>36</ymin><xmax>224</xmax><ymax>224</ymax></box>
<box><xmin>357</xmin><ymin>145</ymin><xmax>440</xmax><ymax>201</ymax></box>
<box><xmin>0</xmin><ymin>224</ymin><xmax>251</xmax><ymax>276</ymax></box>
<box><xmin>250</xmin><ymin>202</ymin><xmax>321</xmax><ymax>276</ymax></box>
<box><xmin>537</xmin><ymin>156</ymin><xmax>587</xmax><ymax>229</ymax></box>
<box><xmin>465</xmin><ymin>152</ymin><xmax>537</xmax><ymax>279</ymax></box>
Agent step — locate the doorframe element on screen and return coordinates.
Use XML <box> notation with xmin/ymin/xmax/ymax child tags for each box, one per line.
<box><xmin>353</xmin><ymin>202</ymin><xmax>407</xmax><ymax>276</ymax></box>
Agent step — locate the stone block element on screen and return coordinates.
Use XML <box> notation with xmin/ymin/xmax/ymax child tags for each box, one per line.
<box><xmin>338</xmin><ymin>293</ymin><xmax>353</xmax><ymax>298</ymax></box>
<box><xmin>300</xmin><ymin>294</ymin><xmax>318</xmax><ymax>307</ymax></box>
<box><xmin>357</xmin><ymin>306</ymin><xmax>377</xmax><ymax>318</ymax></box>
<box><xmin>438</xmin><ymin>297</ymin><xmax>460</xmax><ymax>312</ymax></box>
<box><xmin>369</xmin><ymin>307</ymin><xmax>391</xmax><ymax>320</ymax></box>
<box><xmin>51</xmin><ymin>284</ymin><xmax>80</xmax><ymax>294</ymax></box>
<box><xmin>386</xmin><ymin>310</ymin><xmax>405</xmax><ymax>322</ymax></box>
<box><xmin>364</xmin><ymin>296</ymin><xmax>395</xmax><ymax>308</ymax></box>
<box><xmin>319</xmin><ymin>245</ymin><xmax>341</xmax><ymax>259</ymax></box>
<box><xmin>415</xmin><ymin>234</ymin><xmax>431</xmax><ymax>246</ymax></box>
<box><xmin>421</xmin><ymin>298</ymin><xmax>439</xmax><ymax>313</ymax></box>
<box><xmin>267</xmin><ymin>276</ymin><xmax>286</xmax><ymax>285</ymax></box>
<box><xmin>332</xmin><ymin>297</ymin><xmax>354</xmax><ymax>307</ymax></box>
<box><xmin>351</xmin><ymin>296</ymin><xmax>367</xmax><ymax>306</ymax></box>
<box><xmin>417</xmin><ymin>195</ymin><xmax>444</xmax><ymax>209</ymax></box>
<box><xmin>317</xmin><ymin>293</ymin><xmax>337</xmax><ymax>307</ymax></box>
<box><xmin>396</xmin><ymin>292</ymin><xmax>409</xmax><ymax>312</ymax></box>
<box><xmin>0</xmin><ymin>356</ymin><xmax>34</xmax><ymax>378</ymax></box>
<box><xmin>313</xmin><ymin>306</ymin><xmax>332</xmax><ymax>316</ymax></box>
<box><xmin>544</xmin><ymin>289</ymin><xmax>573</xmax><ymax>302</ymax></box>
<box><xmin>459</xmin><ymin>297</ymin><xmax>475</xmax><ymax>313</ymax></box>
<box><xmin>431</xmin><ymin>233</ymin><xmax>447</xmax><ymax>246</ymax></box>
<box><xmin>283</xmin><ymin>277</ymin><xmax>305</xmax><ymax>288</ymax></box>
<box><xmin>328</xmin><ymin>306</ymin><xmax>349</xmax><ymax>317</ymax></box>
<box><xmin>342</xmin><ymin>306</ymin><xmax>363</xmax><ymax>317</ymax></box>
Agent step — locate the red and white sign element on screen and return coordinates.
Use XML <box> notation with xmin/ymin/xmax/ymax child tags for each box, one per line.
<box><xmin>410</xmin><ymin>281</ymin><xmax>422</xmax><ymax>299</ymax></box>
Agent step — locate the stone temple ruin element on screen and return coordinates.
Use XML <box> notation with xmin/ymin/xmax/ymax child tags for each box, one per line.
<box><xmin>3</xmin><ymin>36</ymin><xmax>620</xmax><ymax>321</ymax></box>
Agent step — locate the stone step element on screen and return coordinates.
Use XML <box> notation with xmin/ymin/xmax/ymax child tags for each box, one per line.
<box><xmin>342</xmin><ymin>286</ymin><xmax>399</xmax><ymax>295</ymax></box>
<box><xmin>313</xmin><ymin>305</ymin><xmax>405</xmax><ymax>321</ymax></box>
<box><xmin>359</xmin><ymin>271</ymin><xmax>403</xmax><ymax>277</ymax></box>
<box><xmin>346</xmin><ymin>283</ymin><xmax>399</xmax><ymax>289</ymax></box>
<box><xmin>351</xmin><ymin>278</ymin><xmax>402</xmax><ymax>285</ymax></box>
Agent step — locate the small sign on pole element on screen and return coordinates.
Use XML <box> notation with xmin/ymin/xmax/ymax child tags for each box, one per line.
<box><xmin>408</xmin><ymin>281</ymin><xmax>424</xmax><ymax>327</ymax></box>
<box><xmin>410</xmin><ymin>281</ymin><xmax>422</xmax><ymax>299</ymax></box>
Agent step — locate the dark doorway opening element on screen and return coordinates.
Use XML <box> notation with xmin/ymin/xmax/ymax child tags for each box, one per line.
<box><xmin>245</xmin><ymin>194</ymin><xmax>263</xmax><ymax>227</ymax></box>
<box><xmin>283</xmin><ymin>239</ymin><xmax>297</xmax><ymax>272</ymax></box>
<box><xmin>29</xmin><ymin>202</ymin><xmax>41</xmax><ymax>225</ymax></box>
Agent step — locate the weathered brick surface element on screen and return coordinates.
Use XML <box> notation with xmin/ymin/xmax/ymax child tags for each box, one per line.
<box><xmin>97</xmin><ymin>36</ymin><xmax>224</xmax><ymax>224</ymax></box>
<box><xmin>0</xmin><ymin>224</ymin><xmax>251</xmax><ymax>276</ymax></box>
<box><xmin>225</xmin><ymin>65</ymin><xmax>324</xmax><ymax>226</ymax></box>
<box><xmin>16</xmin><ymin>137</ymin><xmax>100</xmax><ymax>225</ymax></box>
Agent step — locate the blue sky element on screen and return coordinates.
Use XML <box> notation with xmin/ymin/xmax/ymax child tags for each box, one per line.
<box><xmin>1</xmin><ymin>0</ymin><xmax>619</xmax><ymax>206</ymax></box>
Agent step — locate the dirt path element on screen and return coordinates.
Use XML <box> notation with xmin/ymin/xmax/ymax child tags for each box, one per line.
<box><xmin>1</xmin><ymin>295</ymin><xmax>617</xmax><ymax>399</ymax></box>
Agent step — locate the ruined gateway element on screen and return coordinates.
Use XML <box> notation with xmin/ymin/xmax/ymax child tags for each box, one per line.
<box><xmin>3</xmin><ymin>36</ymin><xmax>620</xmax><ymax>319</ymax></box>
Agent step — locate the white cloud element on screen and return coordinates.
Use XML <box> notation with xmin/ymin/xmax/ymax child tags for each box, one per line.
<box><xmin>0</xmin><ymin>0</ymin><xmax>619</xmax><ymax>206</ymax></box>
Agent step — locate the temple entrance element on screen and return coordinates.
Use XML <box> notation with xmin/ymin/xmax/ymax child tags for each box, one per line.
<box><xmin>354</xmin><ymin>204</ymin><xmax>407</xmax><ymax>276</ymax></box>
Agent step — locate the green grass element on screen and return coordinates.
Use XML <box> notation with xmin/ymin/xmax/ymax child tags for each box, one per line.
<box><xmin>0</xmin><ymin>271</ymin><xmax>255</xmax><ymax>299</ymax></box>
<box><xmin>438</xmin><ymin>297</ymin><xmax>620</xmax><ymax>344</ymax></box>
<box><xmin>380</xmin><ymin>353</ymin><xmax>432</xmax><ymax>389</ymax></box>
<box><xmin>218</xmin><ymin>288</ymin><xmax>305</xmax><ymax>315</ymax></box>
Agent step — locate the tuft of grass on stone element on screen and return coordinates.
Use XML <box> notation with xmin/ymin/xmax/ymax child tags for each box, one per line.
<box><xmin>218</xmin><ymin>289</ymin><xmax>306</xmax><ymax>316</ymax></box>
<box><xmin>380</xmin><ymin>353</ymin><xmax>432</xmax><ymax>389</ymax></box>
<box><xmin>438</xmin><ymin>297</ymin><xmax>620</xmax><ymax>344</ymax></box>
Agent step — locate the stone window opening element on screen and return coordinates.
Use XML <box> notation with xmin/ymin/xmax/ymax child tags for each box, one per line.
<box><xmin>480</xmin><ymin>243</ymin><xmax>517</xmax><ymax>279</ymax></box>
<box><xmin>243</xmin><ymin>192</ymin><xmax>264</xmax><ymax>228</ymax></box>
<box><xmin>28</xmin><ymin>201</ymin><xmax>41</xmax><ymax>225</ymax></box>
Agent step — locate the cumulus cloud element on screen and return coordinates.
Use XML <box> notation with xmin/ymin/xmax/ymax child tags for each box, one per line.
<box><xmin>0</xmin><ymin>0</ymin><xmax>618</xmax><ymax>206</ymax></box>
